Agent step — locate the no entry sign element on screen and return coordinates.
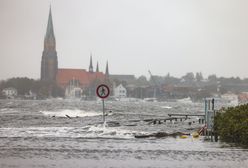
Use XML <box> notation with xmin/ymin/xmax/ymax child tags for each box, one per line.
<box><xmin>96</xmin><ymin>84</ymin><xmax>110</xmax><ymax>99</ymax></box>
<box><xmin>96</xmin><ymin>84</ymin><xmax>110</xmax><ymax>123</ymax></box>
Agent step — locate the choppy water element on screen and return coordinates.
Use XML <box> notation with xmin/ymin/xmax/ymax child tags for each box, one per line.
<box><xmin>0</xmin><ymin>99</ymin><xmax>247</xmax><ymax>168</ymax></box>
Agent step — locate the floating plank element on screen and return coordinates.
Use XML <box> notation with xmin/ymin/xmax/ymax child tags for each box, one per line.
<box><xmin>65</xmin><ymin>114</ymin><xmax>72</xmax><ymax>119</ymax></box>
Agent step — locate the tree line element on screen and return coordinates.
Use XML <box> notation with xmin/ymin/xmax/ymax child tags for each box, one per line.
<box><xmin>0</xmin><ymin>77</ymin><xmax>63</xmax><ymax>99</ymax></box>
<box><xmin>1</xmin><ymin>72</ymin><xmax>248</xmax><ymax>99</ymax></box>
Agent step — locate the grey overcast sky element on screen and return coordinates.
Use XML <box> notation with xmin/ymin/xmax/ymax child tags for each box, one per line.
<box><xmin>1</xmin><ymin>0</ymin><xmax>248</xmax><ymax>80</ymax></box>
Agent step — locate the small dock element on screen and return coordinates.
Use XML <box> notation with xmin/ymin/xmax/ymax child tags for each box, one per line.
<box><xmin>168</xmin><ymin>113</ymin><xmax>205</xmax><ymax>118</ymax></box>
<box><xmin>127</xmin><ymin>114</ymin><xmax>205</xmax><ymax>125</ymax></box>
<box><xmin>145</xmin><ymin>117</ymin><xmax>187</xmax><ymax>124</ymax></box>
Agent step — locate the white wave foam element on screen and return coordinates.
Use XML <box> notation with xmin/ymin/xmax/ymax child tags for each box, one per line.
<box><xmin>0</xmin><ymin>108</ymin><xmax>10</xmax><ymax>112</ymax></box>
<box><xmin>84</xmin><ymin>124</ymin><xmax>142</xmax><ymax>139</ymax></box>
<box><xmin>0</xmin><ymin>127</ymin><xmax>82</xmax><ymax>138</ymax></box>
<box><xmin>0</xmin><ymin>108</ymin><xmax>18</xmax><ymax>113</ymax></box>
<box><xmin>160</xmin><ymin>106</ymin><xmax>173</xmax><ymax>109</ymax></box>
<box><xmin>0</xmin><ymin>125</ymin><xmax>142</xmax><ymax>139</ymax></box>
<box><xmin>41</xmin><ymin>109</ymin><xmax>103</xmax><ymax>118</ymax></box>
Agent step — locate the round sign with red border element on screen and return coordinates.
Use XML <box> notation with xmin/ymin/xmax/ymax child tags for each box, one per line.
<box><xmin>96</xmin><ymin>84</ymin><xmax>110</xmax><ymax>99</ymax></box>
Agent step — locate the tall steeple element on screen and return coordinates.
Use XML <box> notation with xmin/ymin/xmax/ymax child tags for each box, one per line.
<box><xmin>46</xmin><ymin>6</ymin><xmax>55</xmax><ymax>39</ymax></box>
<box><xmin>40</xmin><ymin>5</ymin><xmax>58</xmax><ymax>81</ymax></box>
<box><xmin>44</xmin><ymin>5</ymin><xmax>56</xmax><ymax>50</ymax></box>
<box><xmin>105</xmin><ymin>61</ymin><xmax>109</xmax><ymax>76</ymax></box>
<box><xmin>96</xmin><ymin>61</ymin><xmax>99</xmax><ymax>72</ymax></box>
<box><xmin>89</xmin><ymin>53</ymin><xmax>93</xmax><ymax>73</ymax></box>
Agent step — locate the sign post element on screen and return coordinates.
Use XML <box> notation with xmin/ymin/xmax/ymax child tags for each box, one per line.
<box><xmin>96</xmin><ymin>84</ymin><xmax>110</xmax><ymax>123</ymax></box>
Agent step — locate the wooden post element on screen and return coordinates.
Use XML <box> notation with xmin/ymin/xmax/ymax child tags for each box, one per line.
<box><xmin>210</xmin><ymin>128</ymin><xmax>213</xmax><ymax>142</ymax></box>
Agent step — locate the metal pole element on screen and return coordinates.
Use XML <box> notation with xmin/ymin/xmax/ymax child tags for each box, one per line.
<box><xmin>212</xmin><ymin>98</ymin><xmax>215</xmax><ymax>111</ymax></box>
<box><xmin>204</xmin><ymin>99</ymin><xmax>207</xmax><ymax>124</ymax></box>
<box><xmin>204</xmin><ymin>99</ymin><xmax>208</xmax><ymax>136</ymax></box>
<box><xmin>208</xmin><ymin>100</ymin><xmax>210</xmax><ymax>111</ymax></box>
<box><xmin>102</xmin><ymin>98</ymin><xmax>105</xmax><ymax>123</ymax></box>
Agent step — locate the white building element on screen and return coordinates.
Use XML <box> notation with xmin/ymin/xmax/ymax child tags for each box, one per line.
<box><xmin>2</xmin><ymin>87</ymin><xmax>18</xmax><ymax>98</ymax></box>
<box><xmin>24</xmin><ymin>90</ymin><xmax>37</xmax><ymax>100</ymax></box>
<box><xmin>65</xmin><ymin>79</ymin><xmax>83</xmax><ymax>99</ymax></box>
<box><xmin>114</xmin><ymin>84</ymin><xmax>127</xmax><ymax>98</ymax></box>
<box><xmin>221</xmin><ymin>92</ymin><xmax>238</xmax><ymax>106</ymax></box>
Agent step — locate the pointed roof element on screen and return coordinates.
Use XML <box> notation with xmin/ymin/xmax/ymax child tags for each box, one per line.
<box><xmin>105</xmin><ymin>61</ymin><xmax>109</xmax><ymax>76</ymax></box>
<box><xmin>96</xmin><ymin>61</ymin><xmax>99</xmax><ymax>72</ymax></box>
<box><xmin>89</xmin><ymin>54</ymin><xmax>93</xmax><ymax>72</ymax></box>
<box><xmin>45</xmin><ymin>6</ymin><xmax>55</xmax><ymax>39</ymax></box>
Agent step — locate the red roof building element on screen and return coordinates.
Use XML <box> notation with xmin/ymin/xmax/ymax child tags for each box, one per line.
<box><xmin>56</xmin><ymin>68</ymin><xmax>106</xmax><ymax>89</ymax></box>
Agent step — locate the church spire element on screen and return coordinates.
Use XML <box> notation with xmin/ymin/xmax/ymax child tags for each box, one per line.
<box><xmin>105</xmin><ymin>61</ymin><xmax>109</xmax><ymax>76</ymax></box>
<box><xmin>44</xmin><ymin>5</ymin><xmax>56</xmax><ymax>51</ymax></box>
<box><xmin>89</xmin><ymin>53</ymin><xmax>93</xmax><ymax>73</ymax></box>
<box><xmin>96</xmin><ymin>61</ymin><xmax>99</xmax><ymax>72</ymax></box>
<box><xmin>45</xmin><ymin>6</ymin><xmax>55</xmax><ymax>40</ymax></box>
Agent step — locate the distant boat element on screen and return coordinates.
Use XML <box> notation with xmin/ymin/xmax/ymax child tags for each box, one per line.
<box><xmin>176</xmin><ymin>97</ymin><xmax>192</xmax><ymax>104</ymax></box>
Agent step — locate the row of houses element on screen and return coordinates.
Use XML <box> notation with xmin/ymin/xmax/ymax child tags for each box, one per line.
<box><xmin>1</xmin><ymin>88</ymin><xmax>38</xmax><ymax>99</ymax></box>
<box><xmin>64</xmin><ymin>78</ymin><xmax>127</xmax><ymax>99</ymax></box>
<box><xmin>1</xmin><ymin>83</ymin><xmax>127</xmax><ymax>100</ymax></box>
<box><xmin>1</xmin><ymin>87</ymin><xmax>18</xmax><ymax>99</ymax></box>
<box><xmin>2</xmin><ymin>80</ymin><xmax>248</xmax><ymax>105</ymax></box>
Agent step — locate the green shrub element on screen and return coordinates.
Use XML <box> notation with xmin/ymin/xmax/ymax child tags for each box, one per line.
<box><xmin>214</xmin><ymin>104</ymin><xmax>248</xmax><ymax>146</ymax></box>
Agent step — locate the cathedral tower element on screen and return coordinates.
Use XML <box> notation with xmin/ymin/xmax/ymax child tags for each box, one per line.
<box><xmin>40</xmin><ymin>6</ymin><xmax>58</xmax><ymax>81</ymax></box>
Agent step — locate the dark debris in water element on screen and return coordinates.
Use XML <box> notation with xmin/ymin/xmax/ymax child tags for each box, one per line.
<box><xmin>135</xmin><ymin>132</ymin><xmax>189</xmax><ymax>139</ymax></box>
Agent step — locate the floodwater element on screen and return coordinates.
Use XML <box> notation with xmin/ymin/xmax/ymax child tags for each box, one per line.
<box><xmin>0</xmin><ymin>99</ymin><xmax>247</xmax><ymax>168</ymax></box>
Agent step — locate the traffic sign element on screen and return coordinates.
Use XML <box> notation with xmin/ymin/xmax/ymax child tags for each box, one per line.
<box><xmin>96</xmin><ymin>84</ymin><xmax>110</xmax><ymax>99</ymax></box>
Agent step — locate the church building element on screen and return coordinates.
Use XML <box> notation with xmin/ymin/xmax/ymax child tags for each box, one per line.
<box><xmin>40</xmin><ymin>7</ymin><xmax>108</xmax><ymax>98</ymax></box>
